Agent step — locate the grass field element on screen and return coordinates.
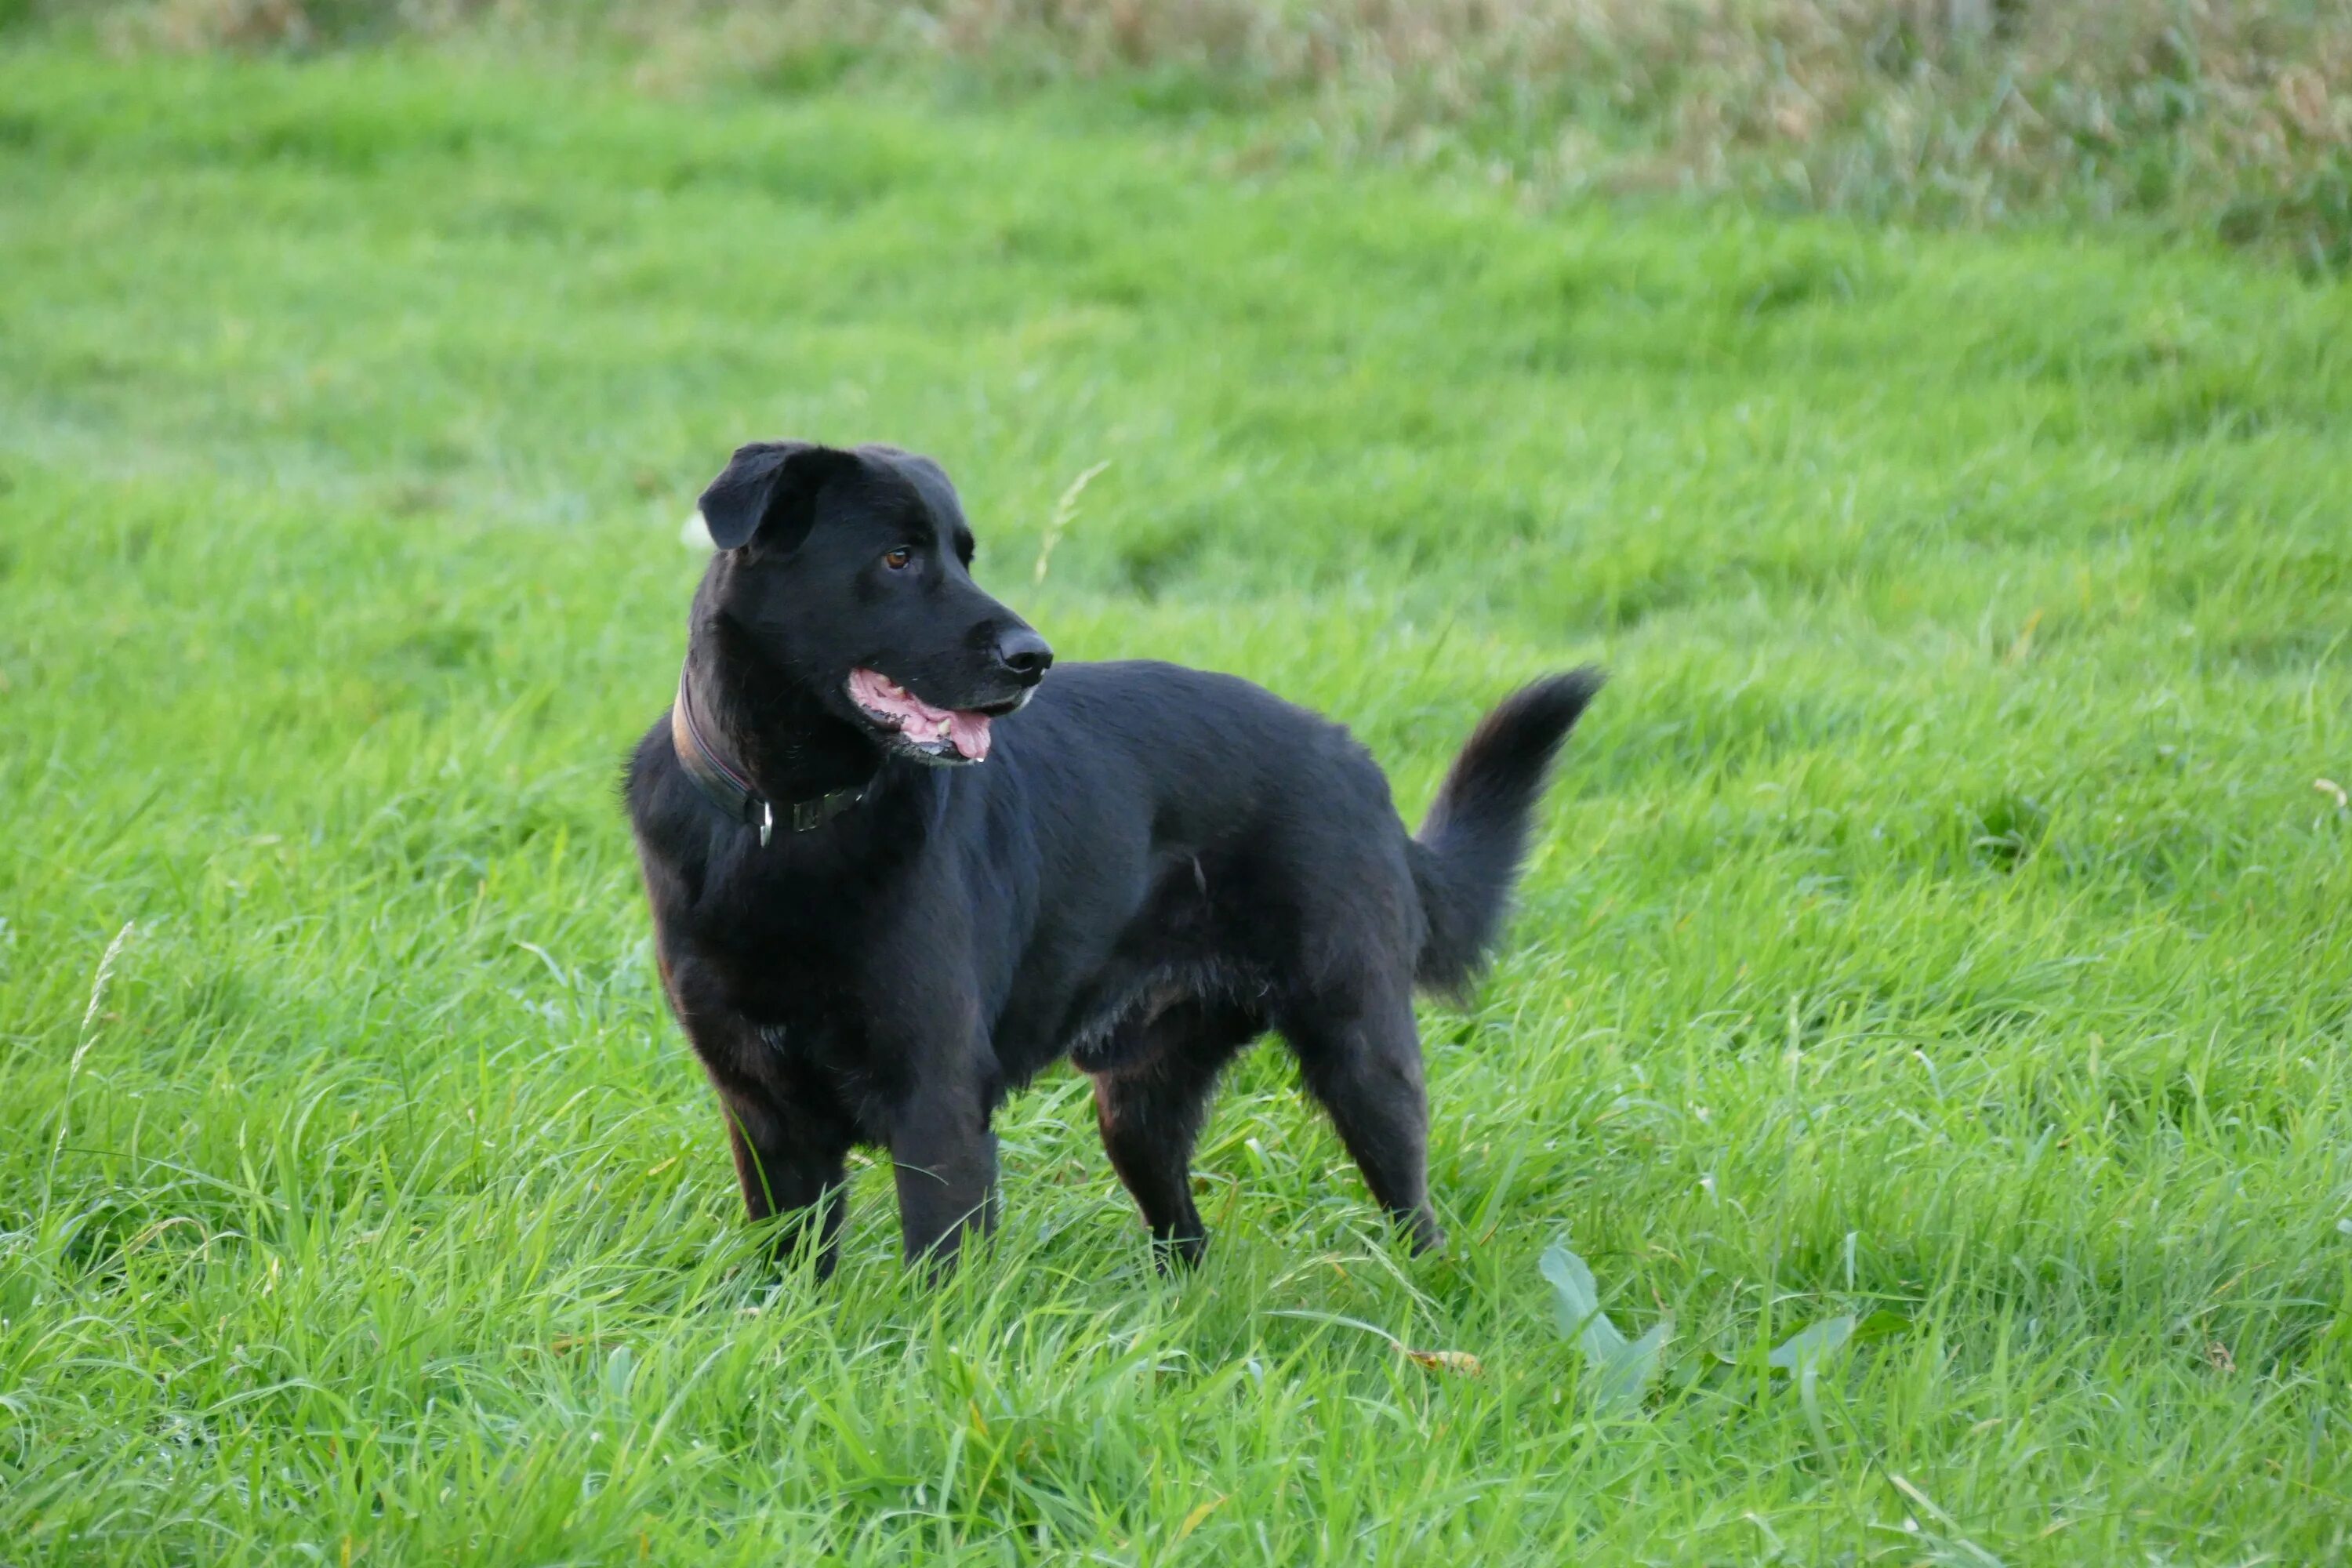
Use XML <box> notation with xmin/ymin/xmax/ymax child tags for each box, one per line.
<box><xmin>4</xmin><ymin>42</ymin><xmax>2352</xmax><ymax>1566</ymax></box>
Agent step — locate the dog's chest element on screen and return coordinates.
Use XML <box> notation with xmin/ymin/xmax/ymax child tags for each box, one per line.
<box><xmin>699</xmin><ymin>924</ymin><xmax>873</xmax><ymax>1058</ymax></box>
<box><xmin>742</xmin><ymin>998</ymin><xmax>904</xmax><ymax>1134</ymax></box>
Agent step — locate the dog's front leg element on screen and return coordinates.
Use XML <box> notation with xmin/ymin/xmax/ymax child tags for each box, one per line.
<box><xmin>661</xmin><ymin>946</ymin><xmax>853</xmax><ymax>1277</ymax></box>
<box><xmin>868</xmin><ymin>930</ymin><xmax>1000</xmax><ymax>1273</ymax></box>
<box><xmin>887</xmin><ymin>1089</ymin><xmax>999</xmax><ymax>1275</ymax></box>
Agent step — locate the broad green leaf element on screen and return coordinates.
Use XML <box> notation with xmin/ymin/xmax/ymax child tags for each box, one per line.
<box><xmin>1540</xmin><ymin>1241</ymin><xmax>1665</xmax><ymax>1412</ymax></box>
<box><xmin>1539</xmin><ymin>1242</ymin><xmax>1623</xmax><ymax>1355</ymax></box>
<box><xmin>1593</xmin><ymin>1322</ymin><xmax>1668</xmax><ymax>1411</ymax></box>
<box><xmin>1767</xmin><ymin>1313</ymin><xmax>1855</xmax><ymax>1375</ymax></box>
<box><xmin>1850</xmin><ymin>1309</ymin><xmax>1915</xmax><ymax>1345</ymax></box>
<box><xmin>1767</xmin><ymin>1313</ymin><xmax>1857</xmax><ymax>1455</ymax></box>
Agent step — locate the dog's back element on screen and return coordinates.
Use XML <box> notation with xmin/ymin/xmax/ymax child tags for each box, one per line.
<box><xmin>969</xmin><ymin>659</ymin><xmax>1603</xmax><ymax>1029</ymax></box>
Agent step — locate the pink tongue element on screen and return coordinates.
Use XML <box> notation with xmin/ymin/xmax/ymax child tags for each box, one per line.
<box><xmin>895</xmin><ymin>688</ymin><xmax>990</xmax><ymax>760</ymax></box>
<box><xmin>947</xmin><ymin>710</ymin><xmax>991</xmax><ymax>760</ymax></box>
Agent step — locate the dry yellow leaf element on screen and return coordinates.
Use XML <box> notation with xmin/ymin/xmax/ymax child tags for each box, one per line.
<box><xmin>1173</xmin><ymin>1494</ymin><xmax>1227</xmax><ymax>1544</ymax></box>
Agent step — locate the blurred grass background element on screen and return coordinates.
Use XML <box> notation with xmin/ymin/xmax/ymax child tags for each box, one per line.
<box><xmin>28</xmin><ymin>0</ymin><xmax>2352</xmax><ymax>270</ymax></box>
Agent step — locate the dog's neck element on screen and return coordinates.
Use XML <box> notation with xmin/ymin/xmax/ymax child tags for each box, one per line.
<box><xmin>681</xmin><ymin>614</ymin><xmax>883</xmax><ymax>816</ymax></box>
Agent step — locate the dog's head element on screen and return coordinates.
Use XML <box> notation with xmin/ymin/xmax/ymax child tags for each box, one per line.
<box><xmin>691</xmin><ymin>441</ymin><xmax>1051</xmax><ymax>766</ymax></box>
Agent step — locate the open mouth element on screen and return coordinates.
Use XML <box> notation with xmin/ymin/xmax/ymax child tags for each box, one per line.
<box><xmin>847</xmin><ymin>667</ymin><xmax>1013</xmax><ymax>763</ymax></box>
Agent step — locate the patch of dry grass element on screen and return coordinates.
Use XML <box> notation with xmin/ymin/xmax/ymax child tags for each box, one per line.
<box><xmin>55</xmin><ymin>0</ymin><xmax>2352</xmax><ymax>263</ymax></box>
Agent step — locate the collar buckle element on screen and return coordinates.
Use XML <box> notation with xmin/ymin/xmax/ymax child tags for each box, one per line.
<box><xmin>674</xmin><ymin>669</ymin><xmax>871</xmax><ymax>844</ymax></box>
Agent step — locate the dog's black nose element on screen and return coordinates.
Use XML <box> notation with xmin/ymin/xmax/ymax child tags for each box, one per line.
<box><xmin>995</xmin><ymin>627</ymin><xmax>1054</xmax><ymax>685</ymax></box>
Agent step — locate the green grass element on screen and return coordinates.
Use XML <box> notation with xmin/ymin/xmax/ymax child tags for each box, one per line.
<box><xmin>4</xmin><ymin>45</ymin><xmax>2352</xmax><ymax>1566</ymax></box>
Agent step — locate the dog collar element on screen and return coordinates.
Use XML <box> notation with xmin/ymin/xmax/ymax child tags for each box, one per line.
<box><xmin>671</xmin><ymin>673</ymin><xmax>866</xmax><ymax>846</ymax></box>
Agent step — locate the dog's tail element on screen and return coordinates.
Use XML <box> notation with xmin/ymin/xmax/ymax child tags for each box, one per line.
<box><xmin>1409</xmin><ymin>668</ymin><xmax>1603</xmax><ymax>995</ymax></box>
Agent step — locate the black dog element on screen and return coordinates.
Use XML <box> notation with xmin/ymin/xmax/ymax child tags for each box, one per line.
<box><xmin>627</xmin><ymin>441</ymin><xmax>1599</xmax><ymax>1276</ymax></box>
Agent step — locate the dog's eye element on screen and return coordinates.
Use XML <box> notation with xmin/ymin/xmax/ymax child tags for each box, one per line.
<box><xmin>882</xmin><ymin>547</ymin><xmax>913</xmax><ymax>572</ymax></box>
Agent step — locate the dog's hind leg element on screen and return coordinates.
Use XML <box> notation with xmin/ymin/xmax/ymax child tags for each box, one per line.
<box><xmin>1088</xmin><ymin>996</ymin><xmax>1262</xmax><ymax>1269</ymax></box>
<box><xmin>1279</xmin><ymin>980</ymin><xmax>1446</xmax><ymax>1255</ymax></box>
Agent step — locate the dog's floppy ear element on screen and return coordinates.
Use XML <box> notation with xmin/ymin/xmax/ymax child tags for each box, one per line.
<box><xmin>695</xmin><ymin>441</ymin><xmax>851</xmax><ymax>552</ymax></box>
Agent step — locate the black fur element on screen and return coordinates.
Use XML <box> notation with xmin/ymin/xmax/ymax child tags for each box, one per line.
<box><xmin>1410</xmin><ymin>670</ymin><xmax>1606</xmax><ymax>995</ymax></box>
<box><xmin>627</xmin><ymin>441</ymin><xmax>1600</xmax><ymax>1276</ymax></box>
